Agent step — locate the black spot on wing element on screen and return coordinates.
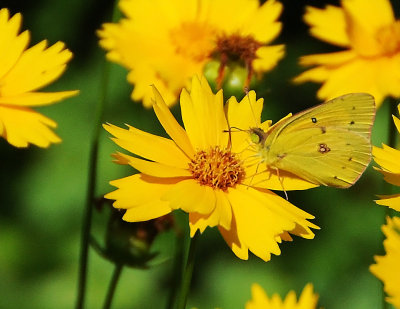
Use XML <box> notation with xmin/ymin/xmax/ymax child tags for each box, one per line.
<box><xmin>350</xmin><ymin>121</ymin><xmax>355</xmax><ymax>125</ymax></box>
<box><xmin>311</xmin><ymin>117</ymin><xmax>317</xmax><ymax>123</ymax></box>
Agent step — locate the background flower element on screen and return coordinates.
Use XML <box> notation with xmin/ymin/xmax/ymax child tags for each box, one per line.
<box><xmin>104</xmin><ymin>76</ymin><xmax>317</xmax><ymax>261</ymax></box>
<box><xmin>373</xmin><ymin>104</ymin><xmax>400</xmax><ymax>212</ymax></box>
<box><xmin>370</xmin><ymin>216</ymin><xmax>400</xmax><ymax>309</ymax></box>
<box><xmin>293</xmin><ymin>0</ymin><xmax>400</xmax><ymax>107</ymax></box>
<box><xmin>0</xmin><ymin>8</ymin><xmax>78</xmax><ymax>147</ymax></box>
<box><xmin>98</xmin><ymin>0</ymin><xmax>284</xmax><ymax>107</ymax></box>
<box><xmin>246</xmin><ymin>283</ymin><xmax>319</xmax><ymax>309</ymax></box>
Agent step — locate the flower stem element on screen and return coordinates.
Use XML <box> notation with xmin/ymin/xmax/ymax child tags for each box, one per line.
<box><xmin>176</xmin><ymin>232</ymin><xmax>199</xmax><ymax>309</ymax></box>
<box><xmin>103</xmin><ymin>264</ymin><xmax>124</xmax><ymax>309</ymax></box>
<box><xmin>166</xmin><ymin>230</ymin><xmax>184</xmax><ymax>309</ymax></box>
<box><xmin>76</xmin><ymin>5</ymin><xmax>119</xmax><ymax>308</ymax></box>
<box><xmin>76</xmin><ymin>60</ymin><xmax>111</xmax><ymax>309</ymax></box>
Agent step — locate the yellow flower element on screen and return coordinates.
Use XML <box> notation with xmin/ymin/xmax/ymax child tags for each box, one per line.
<box><xmin>0</xmin><ymin>8</ymin><xmax>78</xmax><ymax>148</ymax></box>
<box><xmin>104</xmin><ymin>76</ymin><xmax>318</xmax><ymax>261</ymax></box>
<box><xmin>246</xmin><ymin>283</ymin><xmax>319</xmax><ymax>309</ymax></box>
<box><xmin>98</xmin><ymin>0</ymin><xmax>284</xmax><ymax>107</ymax></box>
<box><xmin>370</xmin><ymin>216</ymin><xmax>400</xmax><ymax>309</ymax></box>
<box><xmin>293</xmin><ymin>0</ymin><xmax>400</xmax><ymax>108</ymax></box>
<box><xmin>373</xmin><ymin>104</ymin><xmax>400</xmax><ymax>212</ymax></box>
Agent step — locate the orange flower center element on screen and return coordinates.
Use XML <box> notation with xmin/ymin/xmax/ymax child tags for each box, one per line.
<box><xmin>188</xmin><ymin>147</ymin><xmax>245</xmax><ymax>191</ymax></box>
<box><xmin>377</xmin><ymin>21</ymin><xmax>400</xmax><ymax>56</ymax></box>
<box><xmin>169</xmin><ymin>22</ymin><xmax>216</xmax><ymax>62</ymax></box>
<box><xmin>215</xmin><ymin>34</ymin><xmax>262</xmax><ymax>64</ymax></box>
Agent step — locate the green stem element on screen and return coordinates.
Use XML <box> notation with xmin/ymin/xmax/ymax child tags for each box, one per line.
<box><xmin>76</xmin><ymin>60</ymin><xmax>111</xmax><ymax>309</ymax></box>
<box><xmin>176</xmin><ymin>232</ymin><xmax>199</xmax><ymax>309</ymax></box>
<box><xmin>76</xmin><ymin>4</ymin><xmax>120</xmax><ymax>307</ymax></box>
<box><xmin>166</xmin><ymin>230</ymin><xmax>184</xmax><ymax>309</ymax></box>
<box><xmin>103</xmin><ymin>264</ymin><xmax>124</xmax><ymax>309</ymax></box>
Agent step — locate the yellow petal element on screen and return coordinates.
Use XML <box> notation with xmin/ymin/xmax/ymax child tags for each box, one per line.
<box><xmin>188</xmin><ymin>189</ymin><xmax>232</xmax><ymax>235</ymax></box>
<box><xmin>373</xmin><ymin>145</ymin><xmax>400</xmax><ymax>173</ymax></box>
<box><xmin>301</xmin><ymin>58</ymin><xmax>387</xmax><ymax>107</ymax></box>
<box><xmin>106</xmin><ymin>174</ymin><xmax>180</xmax><ymax>209</ymax></box>
<box><xmin>219</xmin><ymin>217</ymin><xmax>249</xmax><ymax>260</ymax></box>
<box><xmin>0</xmin><ymin>105</ymin><xmax>60</xmax><ymax>147</ymax></box>
<box><xmin>0</xmin><ymin>10</ymin><xmax>30</xmax><ymax>79</ymax></box>
<box><xmin>1</xmin><ymin>40</ymin><xmax>74</xmax><ymax>96</ymax></box>
<box><xmin>225</xmin><ymin>91</ymin><xmax>263</xmax><ymax>153</ymax></box>
<box><xmin>370</xmin><ymin>217</ymin><xmax>400</xmax><ymax>308</ymax></box>
<box><xmin>297</xmin><ymin>50</ymin><xmax>356</xmax><ymax>66</ymax></box>
<box><xmin>180</xmin><ymin>76</ymin><xmax>228</xmax><ymax>150</ymax></box>
<box><xmin>375</xmin><ymin>194</ymin><xmax>400</xmax><ymax>212</ymax></box>
<box><xmin>151</xmin><ymin>85</ymin><xmax>194</xmax><ymax>158</ymax></box>
<box><xmin>246</xmin><ymin>166</ymin><xmax>319</xmax><ymax>191</ymax></box>
<box><xmin>304</xmin><ymin>5</ymin><xmax>350</xmax><ymax>47</ymax></box>
<box><xmin>253</xmin><ymin>44</ymin><xmax>285</xmax><ymax>73</ymax></box>
<box><xmin>123</xmin><ymin>199</ymin><xmax>172</xmax><ymax>222</ymax></box>
<box><xmin>114</xmin><ymin>152</ymin><xmax>192</xmax><ymax>178</ymax></box>
<box><xmin>224</xmin><ymin>186</ymin><xmax>316</xmax><ymax>261</ymax></box>
<box><xmin>104</xmin><ymin>123</ymin><xmax>190</xmax><ymax>169</ymax></box>
<box><xmin>0</xmin><ymin>90</ymin><xmax>79</xmax><ymax>106</ymax></box>
<box><xmin>162</xmin><ymin>179</ymin><xmax>216</xmax><ymax>215</ymax></box>
<box><xmin>343</xmin><ymin>0</ymin><xmax>394</xmax><ymax>56</ymax></box>
<box><xmin>246</xmin><ymin>0</ymin><xmax>283</xmax><ymax>43</ymax></box>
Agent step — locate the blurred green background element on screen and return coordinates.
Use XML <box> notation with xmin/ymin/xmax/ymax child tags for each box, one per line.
<box><xmin>0</xmin><ymin>0</ymin><xmax>398</xmax><ymax>308</ymax></box>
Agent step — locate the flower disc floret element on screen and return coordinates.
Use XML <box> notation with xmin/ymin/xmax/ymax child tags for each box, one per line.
<box><xmin>189</xmin><ymin>147</ymin><xmax>245</xmax><ymax>191</ymax></box>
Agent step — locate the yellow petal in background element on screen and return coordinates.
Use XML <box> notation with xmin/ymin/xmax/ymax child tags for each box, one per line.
<box><xmin>0</xmin><ymin>105</ymin><xmax>60</xmax><ymax>148</ymax></box>
<box><xmin>304</xmin><ymin>5</ymin><xmax>349</xmax><ymax>47</ymax></box>
<box><xmin>370</xmin><ymin>217</ymin><xmax>400</xmax><ymax>308</ymax></box>
<box><xmin>375</xmin><ymin>194</ymin><xmax>400</xmax><ymax>212</ymax></box>
<box><xmin>246</xmin><ymin>283</ymin><xmax>318</xmax><ymax>309</ymax></box>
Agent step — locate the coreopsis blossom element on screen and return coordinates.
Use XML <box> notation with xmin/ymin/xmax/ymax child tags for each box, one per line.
<box><xmin>0</xmin><ymin>8</ymin><xmax>78</xmax><ymax>147</ymax></box>
<box><xmin>104</xmin><ymin>76</ymin><xmax>318</xmax><ymax>261</ymax></box>
<box><xmin>98</xmin><ymin>0</ymin><xmax>284</xmax><ymax>107</ymax></box>
<box><xmin>293</xmin><ymin>0</ymin><xmax>400</xmax><ymax>108</ymax></box>
<box><xmin>370</xmin><ymin>216</ymin><xmax>400</xmax><ymax>309</ymax></box>
<box><xmin>246</xmin><ymin>283</ymin><xmax>319</xmax><ymax>309</ymax></box>
<box><xmin>373</xmin><ymin>104</ymin><xmax>400</xmax><ymax>212</ymax></box>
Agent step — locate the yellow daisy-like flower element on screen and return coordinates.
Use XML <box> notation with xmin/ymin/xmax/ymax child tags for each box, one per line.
<box><xmin>98</xmin><ymin>0</ymin><xmax>284</xmax><ymax>107</ymax></box>
<box><xmin>293</xmin><ymin>0</ymin><xmax>400</xmax><ymax>108</ymax></box>
<box><xmin>373</xmin><ymin>104</ymin><xmax>400</xmax><ymax>212</ymax></box>
<box><xmin>370</xmin><ymin>216</ymin><xmax>400</xmax><ymax>309</ymax></box>
<box><xmin>246</xmin><ymin>283</ymin><xmax>319</xmax><ymax>309</ymax></box>
<box><xmin>0</xmin><ymin>8</ymin><xmax>78</xmax><ymax>148</ymax></box>
<box><xmin>104</xmin><ymin>76</ymin><xmax>318</xmax><ymax>261</ymax></box>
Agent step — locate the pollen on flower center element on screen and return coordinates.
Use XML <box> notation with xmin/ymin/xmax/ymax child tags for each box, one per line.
<box><xmin>377</xmin><ymin>21</ymin><xmax>400</xmax><ymax>56</ymax></box>
<box><xmin>169</xmin><ymin>22</ymin><xmax>216</xmax><ymax>61</ymax></box>
<box><xmin>215</xmin><ymin>34</ymin><xmax>262</xmax><ymax>64</ymax></box>
<box><xmin>188</xmin><ymin>147</ymin><xmax>245</xmax><ymax>191</ymax></box>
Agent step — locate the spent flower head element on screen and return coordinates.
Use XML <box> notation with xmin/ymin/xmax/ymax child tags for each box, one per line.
<box><xmin>294</xmin><ymin>0</ymin><xmax>400</xmax><ymax>107</ymax></box>
<box><xmin>370</xmin><ymin>216</ymin><xmax>400</xmax><ymax>309</ymax></box>
<box><xmin>0</xmin><ymin>8</ymin><xmax>78</xmax><ymax>147</ymax></box>
<box><xmin>104</xmin><ymin>76</ymin><xmax>318</xmax><ymax>262</ymax></box>
<box><xmin>98</xmin><ymin>0</ymin><xmax>284</xmax><ymax>107</ymax></box>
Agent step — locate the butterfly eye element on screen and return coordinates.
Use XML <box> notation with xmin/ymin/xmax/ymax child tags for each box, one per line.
<box><xmin>250</xmin><ymin>132</ymin><xmax>261</xmax><ymax>144</ymax></box>
<box><xmin>249</xmin><ymin>127</ymin><xmax>266</xmax><ymax>145</ymax></box>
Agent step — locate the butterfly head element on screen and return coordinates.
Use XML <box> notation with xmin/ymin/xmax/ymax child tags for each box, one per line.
<box><xmin>249</xmin><ymin>127</ymin><xmax>267</xmax><ymax>145</ymax></box>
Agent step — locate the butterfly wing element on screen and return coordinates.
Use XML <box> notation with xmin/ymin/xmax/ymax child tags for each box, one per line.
<box><xmin>263</xmin><ymin>93</ymin><xmax>375</xmax><ymax>188</ymax></box>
